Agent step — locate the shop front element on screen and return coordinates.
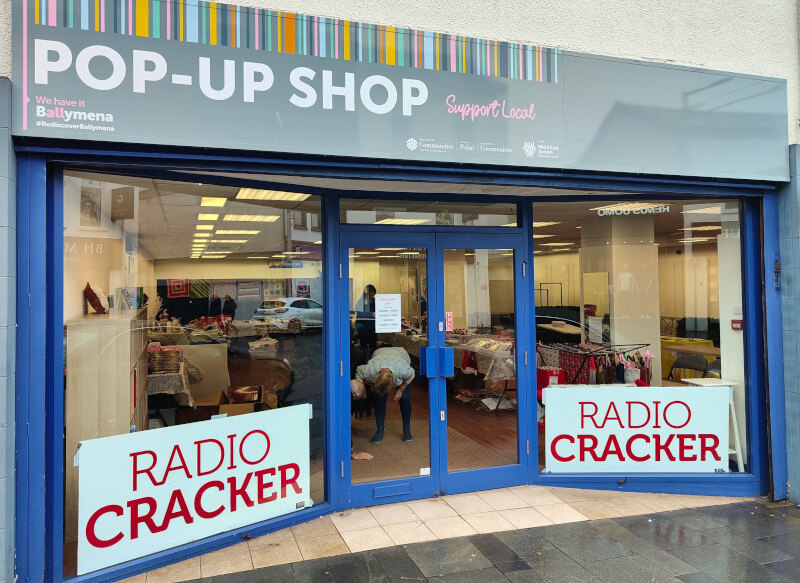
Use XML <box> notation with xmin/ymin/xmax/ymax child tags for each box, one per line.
<box><xmin>11</xmin><ymin>1</ymin><xmax>789</xmax><ymax>581</ymax></box>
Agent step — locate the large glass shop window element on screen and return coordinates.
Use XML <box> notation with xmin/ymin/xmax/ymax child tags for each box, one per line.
<box><xmin>62</xmin><ymin>172</ymin><xmax>324</xmax><ymax>575</ymax></box>
<box><xmin>533</xmin><ymin>200</ymin><xmax>748</xmax><ymax>474</ymax></box>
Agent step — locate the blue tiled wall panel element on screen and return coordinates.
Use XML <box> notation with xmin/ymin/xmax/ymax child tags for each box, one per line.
<box><xmin>780</xmin><ymin>144</ymin><xmax>800</xmax><ymax>503</ymax></box>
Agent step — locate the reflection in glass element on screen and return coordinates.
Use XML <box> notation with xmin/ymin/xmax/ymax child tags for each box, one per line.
<box><xmin>340</xmin><ymin>199</ymin><xmax>517</xmax><ymax>227</ymax></box>
<box><xmin>533</xmin><ymin>199</ymin><xmax>746</xmax><ymax>473</ymax></box>
<box><xmin>62</xmin><ymin>172</ymin><xmax>324</xmax><ymax>575</ymax></box>
<box><xmin>348</xmin><ymin>248</ymin><xmax>431</xmax><ymax>484</ymax></box>
<box><xmin>444</xmin><ymin>249</ymin><xmax>519</xmax><ymax>472</ymax></box>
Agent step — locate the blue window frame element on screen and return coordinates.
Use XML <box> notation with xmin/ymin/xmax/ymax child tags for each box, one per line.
<box><xmin>14</xmin><ymin>145</ymin><xmax>784</xmax><ymax>583</ymax></box>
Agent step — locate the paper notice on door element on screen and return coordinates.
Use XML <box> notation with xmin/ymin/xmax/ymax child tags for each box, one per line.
<box><xmin>375</xmin><ymin>294</ymin><xmax>402</xmax><ymax>332</ymax></box>
<box><xmin>446</xmin><ymin>312</ymin><xmax>453</xmax><ymax>332</ymax></box>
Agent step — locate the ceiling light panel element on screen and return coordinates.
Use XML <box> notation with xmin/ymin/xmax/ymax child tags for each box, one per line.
<box><xmin>236</xmin><ymin>188</ymin><xmax>311</xmax><ymax>201</ymax></box>
<box><xmin>532</xmin><ymin>221</ymin><xmax>561</xmax><ymax>227</ymax></box>
<box><xmin>195</xmin><ymin>225</ymin><xmax>214</xmax><ymax>230</ymax></box>
<box><xmin>223</xmin><ymin>214</ymin><xmax>280</xmax><ymax>222</ymax></box>
<box><xmin>200</xmin><ymin>197</ymin><xmax>227</xmax><ymax>207</ymax></box>
<box><xmin>197</xmin><ymin>213</ymin><xmax>219</xmax><ymax>221</ymax></box>
<box><xmin>215</xmin><ymin>230</ymin><xmax>260</xmax><ymax>235</ymax></box>
<box><xmin>374</xmin><ymin>218</ymin><xmax>430</xmax><ymax>225</ymax></box>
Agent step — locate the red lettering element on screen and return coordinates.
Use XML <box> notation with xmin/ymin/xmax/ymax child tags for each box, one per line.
<box><xmin>677</xmin><ymin>434</ymin><xmax>697</xmax><ymax>461</ymax></box>
<box><xmin>551</xmin><ymin>435</ymin><xmax>575</xmax><ymax>462</ymax></box>
<box><xmin>227</xmin><ymin>434</ymin><xmax>237</xmax><ymax>470</ymax></box>
<box><xmin>163</xmin><ymin>445</ymin><xmax>193</xmax><ymax>482</ymax></box>
<box><xmin>227</xmin><ymin>474</ymin><xmax>254</xmax><ymax>511</ymax></box>
<box><xmin>86</xmin><ymin>505</ymin><xmax>124</xmax><ymax>548</ymax></box>
<box><xmin>196</xmin><ymin>439</ymin><xmax>225</xmax><ymax>476</ymax></box>
<box><xmin>653</xmin><ymin>401</ymin><xmax>662</xmax><ymax>428</ymax></box>
<box><xmin>664</xmin><ymin>401</ymin><xmax>692</xmax><ymax>429</ymax></box>
<box><xmin>601</xmin><ymin>402</ymin><xmax>623</xmax><ymax>429</ymax></box>
<box><xmin>194</xmin><ymin>480</ymin><xmax>226</xmax><ymax>519</ymax></box>
<box><xmin>127</xmin><ymin>497</ymin><xmax>164</xmax><ymax>539</ymax></box>
<box><xmin>130</xmin><ymin>450</ymin><xmax>158</xmax><ymax>491</ymax></box>
<box><xmin>279</xmin><ymin>463</ymin><xmax>303</xmax><ymax>497</ymax></box>
<box><xmin>599</xmin><ymin>434</ymin><xmax>625</xmax><ymax>461</ymax></box>
<box><xmin>159</xmin><ymin>489</ymin><xmax>195</xmax><ymax>530</ymax></box>
<box><xmin>255</xmin><ymin>468</ymin><xmax>278</xmax><ymax>503</ymax></box>
<box><xmin>654</xmin><ymin>434</ymin><xmax>676</xmax><ymax>461</ymax></box>
<box><xmin>579</xmin><ymin>402</ymin><xmax>599</xmax><ymax>429</ymax></box>
<box><xmin>699</xmin><ymin>434</ymin><xmax>722</xmax><ymax>461</ymax></box>
<box><xmin>625</xmin><ymin>434</ymin><xmax>651</xmax><ymax>462</ymax></box>
<box><xmin>578</xmin><ymin>435</ymin><xmax>601</xmax><ymax>461</ymax></box>
<box><xmin>239</xmin><ymin>430</ymin><xmax>270</xmax><ymax>465</ymax></box>
<box><xmin>627</xmin><ymin>401</ymin><xmax>651</xmax><ymax>429</ymax></box>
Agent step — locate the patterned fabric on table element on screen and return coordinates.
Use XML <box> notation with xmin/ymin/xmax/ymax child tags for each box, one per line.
<box><xmin>559</xmin><ymin>350</ymin><xmax>590</xmax><ymax>384</ymax></box>
<box><xmin>538</xmin><ymin>345</ymin><xmax>560</xmax><ymax>369</ymax></box>
<box><xmin>486</xmin><ymin>356</ymin><xmax>515</xmax><ymax>381</ymax></box>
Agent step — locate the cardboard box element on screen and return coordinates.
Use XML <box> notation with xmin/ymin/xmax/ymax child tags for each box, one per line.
<box><xmin>176</xmin><ymin>391</ymin><xmax>256</xmax><ymax>424</ymax></box>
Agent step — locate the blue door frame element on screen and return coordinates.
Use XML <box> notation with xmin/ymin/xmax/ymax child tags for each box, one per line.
<box><xmin>12</xmin><ymin>145</ymin><xmax>785</xmax><ymax>583</ymax></box>
<box><xmin>338</xmin><ymin>231</ymin><xmax>532</xmax><ymax>508</ymax></box>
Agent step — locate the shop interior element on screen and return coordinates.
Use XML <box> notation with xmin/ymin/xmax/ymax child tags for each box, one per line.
<box><xmin>61</xmin><ymin>171</ymin><xmax>325</xmax><ymax>574</ymax></box>
<box><xmin>60</xmin><ymin>168</ymin><xmax>749</xmax><ymax>572</ymax></box>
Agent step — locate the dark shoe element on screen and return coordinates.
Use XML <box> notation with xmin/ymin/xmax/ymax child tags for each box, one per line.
<box><xmin>402</xmin><ymin>426</ymin><xmax>413</xmax><ymax>442</ymax></box>
<box><xmin>370</xmin><ymin>429</ymin><xmax>384</xmax><ymax>444</ymax></box>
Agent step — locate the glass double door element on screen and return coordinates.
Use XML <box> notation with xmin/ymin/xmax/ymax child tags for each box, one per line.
<box><xmin>341</xmin><ymin>232</ymin><xmax>531</xmax><ymax>507</ymax></box>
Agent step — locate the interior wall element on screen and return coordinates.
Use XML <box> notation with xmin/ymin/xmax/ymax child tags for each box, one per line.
<box><xmin>658</xmin><ymin>246</ymin><xmax>720</xmax><ymax>320</ymax></box>
<box><xmin>533</xmin><ymin>252</ymin><xmax>580</xmax><ymax>307</ymax></box>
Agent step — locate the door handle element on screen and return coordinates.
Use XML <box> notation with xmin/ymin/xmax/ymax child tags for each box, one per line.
<box><xmin>439</xmin><ymin>346</ymin><xmax>454</xmax><ymax>378</ymax></box>
<box><xmin>420</xmin><ymin>346</ymin><xmax>437</xmax><ymax>378</ymax></box>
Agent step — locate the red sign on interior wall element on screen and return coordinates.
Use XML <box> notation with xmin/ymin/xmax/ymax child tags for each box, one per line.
<box><xmin>445</xmin><ymin>312</ymin><xmax>453</xmax><ymax>332</ymax></box>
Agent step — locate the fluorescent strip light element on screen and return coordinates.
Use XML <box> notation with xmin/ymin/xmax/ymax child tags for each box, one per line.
<box><xmin>532</xmin><ymin>234</ymin><xmax>554</xmax><ymax>239</ymax></box>
<box><xmin>236</xmin><ymin>188</ymin><xmax>311</xmax><ymax>201</ymax></box>
<box><xmin>540</xmin><ymin>242</ymin><xmax>574</xmax><ymax>247</ymax></box>
<box><xmin>247</xmin><ymin>256</ymin><xmax>270</xmax><ymax>259</ymax></box>
<box><xmin>533</xmin><ymin>221</ymin><xmax>561</xmax><ymax>227</ymax></box>
<box><xmin>283</xmin><ymin>251</ymin><xmax>309</xmax><ymax>255</ymax></box>
<box><xmin>215</xmin><ymin>230</ymin><xmax>260</xmax><ymax>235</ymax></box>
<box><xmin>503</xmin><ymin>223</ymin><xmax>518</xmax><ymax>227</ymax></box>
<box><xmin>223</xmin><ymin>214</ymin><xmax>280</xmax><ymax>222</ymax></box>
<box><xmin>197</xmin><ymin>213</ymin><xmax>219</xmax><ymax>221</ymax></box>
<box><xmin>209</xmin><ymin>239</ymin><xmax>248</xmax><ymax>244</ymax></box>
<box><xmin>312</xmin><ymin>240</ymin><xmax>322</xmax><ymax>245</ymax></box>
<box><xmin>376</xmin><ymin>248</ymin><xmax>403</xmax><ymax>250</ymax></box>
<box><xmin>200</xmin><ymin>197</ymin><xmax>227</xmax><ymax>207</ymax></box>
<box><xmin>374</xmin><ymin>218</ymin><xmax>430</xmax><ymax>225</ymax></box>
<box><xmin>356</xmin><ymin>251</ymin><xmax>380</xmax><ymax>255</ymax></box>
<box><xmin>682</xmin><ymin>206</ymin><xmax>722</xmax><ymax>214</ymax></box>
<box><xmin>195</xmin><ymin>225</ymin><xmax>214</xmax><ymax>231</ymax></box>
<box><xmin>679</xmin><ymin>225</ymin><xmax>722</xmax><ymax>231</ymax></box>
<box><xmin>201</xmin><ymin>255</ymin><xmax>227</xmax><ymax>259</ymax></box>
<box><xmin>376</xmin><ymin>255</ymin><xmax>398</xmax><ymax>258</ymax></box>
<box><xmin>193</xmin><ymin>233</ymin><xmax>212</xmax><ymax>238</ymax></box>
<box><xmin>678</xmin><ymin>237</ymin><xmax>715</xmax><ymax>243</ymax></box>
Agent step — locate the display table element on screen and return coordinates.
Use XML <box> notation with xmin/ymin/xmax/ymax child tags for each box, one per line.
<box><xmin>146</xmin><ymin>362</ymin><xmax>194</xmax><ymax>407</ymax></box>
<box><xmin>683</xmin><ymin>377</ymin><xmax>743</xmax><ymax>472</ymax></box>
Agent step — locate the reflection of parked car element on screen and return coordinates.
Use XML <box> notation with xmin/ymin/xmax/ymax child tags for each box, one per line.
<box><xmin>253</xmin><ymin>297</ymin><xmax>323</xmax><ymax>329</ymax></box>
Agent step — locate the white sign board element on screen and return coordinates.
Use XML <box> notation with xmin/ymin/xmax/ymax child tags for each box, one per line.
<box><xmin>543</xmin><ymin>386</ymin><xmax>730</xmax><ymax>473</ymax></box>
<box><xmin>374</xmin><ymin>294</ymin><xmax>402</xmax><ymax>333</ymax></box>
<box><xmin>76</xmin><ymin>405</ymin><xmax>313</xmax><ymax>574</ymax></box>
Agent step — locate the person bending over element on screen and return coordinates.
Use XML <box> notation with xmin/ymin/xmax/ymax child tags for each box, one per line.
<box><xmin>352</xmin><ymin>346</ymin><xmax>415</xmax><ymax>444</ymax></box>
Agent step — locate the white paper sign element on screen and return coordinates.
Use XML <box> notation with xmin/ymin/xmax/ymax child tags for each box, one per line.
<box><xmin>375</xmin><ymin>294</ymin><xmax>402</xmax><ymax>332</ymax></box>
<box><xmin>543</xmin><ymin>386</ymin><xmax>730</xmax><ymax>473</ymax></box>
<box><xmin>76</xmin><ymin>405</ymin><xmax>313</xmax><ymax>574</ymax></box>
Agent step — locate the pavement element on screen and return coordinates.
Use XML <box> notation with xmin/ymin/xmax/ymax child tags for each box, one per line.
<box><xmin>133</xmin><ymin>487</ymin><xmax>800</xmax><ymax>583</ymax></box>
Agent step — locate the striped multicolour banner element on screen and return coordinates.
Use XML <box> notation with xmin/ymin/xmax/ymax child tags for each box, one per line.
<box><xmin>28</xmin><ymin>0</ymin><xmax>560</xmax><ymax>83</ymax></box>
